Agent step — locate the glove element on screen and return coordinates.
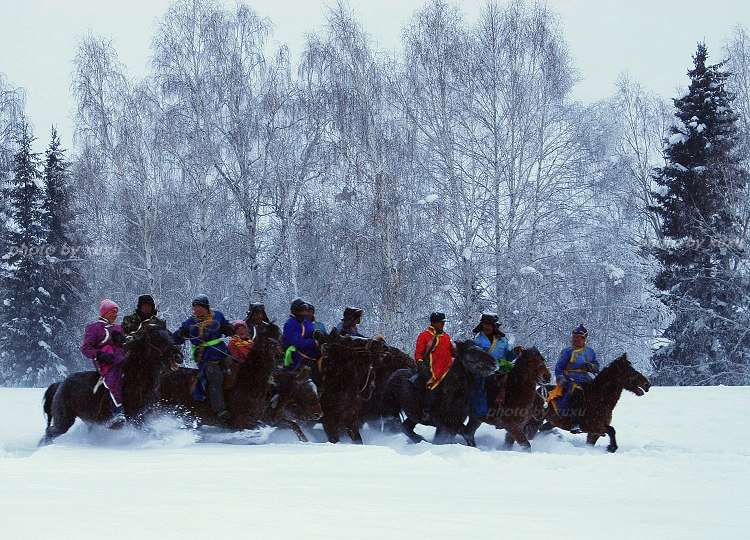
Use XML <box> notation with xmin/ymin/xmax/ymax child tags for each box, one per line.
<box><xmin>584</xmin><ymin>362</ymin><xmax>598</xmax><ymax>373</ymax></box>
<box><xmin>111</xmin><ymin>331</ymin><xmax>127</xmax><ymax>346</ymax></box>
<box><xmin>178</xmin><ymin>326</ymin><xmax>191</xmax><ymax>339</ymax></box>
<box><xmin>96</xmin><ymin>351</ymin><xmax>115</xmax><ymax>365</ymax></box>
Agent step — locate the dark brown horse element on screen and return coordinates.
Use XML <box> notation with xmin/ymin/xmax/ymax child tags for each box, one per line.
<box><xmin>384</xmin><ymin>340</ymin><xmax>499</xmax><ymax>445</ymax></box>
<box><xmin>538</xmin><ymin>353</ymin><xmax>651</xmax><ymax>452</ymax></box>
<box><xmin>157</xmin><ymin>323</ymin><xmax>282</xmax><ymax>431</ymax></box>
<box><xmin>263</xmin><ymin>366</ymin><xmax>323</xmax><ymax>442</ymax></box>
<box><xmin>41</xmin><ymin>322</ymin><xmax>181</xmax><ymax>445</ymax></box>
<box><xmin>317</xmin><ymin>332</ymin><xmax>387</xmax><ymax>443</ymax></box>
<box><xmin>462</xmin><ymin>347</ymin><xmax>551</xmax><ymax>450</ymax></box>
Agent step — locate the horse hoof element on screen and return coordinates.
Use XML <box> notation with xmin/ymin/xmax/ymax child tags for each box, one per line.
<box><xmin>607</xmin><ymin>444</ymin><xmax>618</xmax><ymax>453</ymax></box>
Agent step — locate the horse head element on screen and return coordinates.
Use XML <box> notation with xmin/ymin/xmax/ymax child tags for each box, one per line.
<box><xmin>454</xmin><ymin>340</ymin><xmax>499</xmax><ymax>377</ymax></box>
<box><xmin>273</xmin><ymin>366</ymin><xmax>323</xmax><ymax>422</ymax></box>
<box><xmin>257</xmin><ymin>321</ymin><xmax>282</xmax><ymax>342</ymax></box>
<box><xmin>611</xmin><ymin>354</ymin><xmax>651</xmax><ymax>396</ymax></box>
<box><xmin>291</xmin><ymin>366</ymin><xmax>323</xmax><ymax>421</ymax></box>
<box><xmin>130</xmin><ymin>322</ymin><xmax>182</xmax><ymax>370</ymax></box>
<box><xmin>515</xmin><ymin>346</ymin><xmax>551</xmax><ymax>384</ymax></box>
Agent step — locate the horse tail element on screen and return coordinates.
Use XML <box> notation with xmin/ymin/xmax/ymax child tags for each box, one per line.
<box><xmin>42</xmin><ymin>382</ymin><xmax>59</xmax><ymax>427</ymax></box>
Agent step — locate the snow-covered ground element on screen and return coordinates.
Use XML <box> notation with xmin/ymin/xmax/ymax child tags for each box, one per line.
<box><xmin>1</xmin><ymin>385</ymin><xmax>748</xmax><ymax>539</ymax></box>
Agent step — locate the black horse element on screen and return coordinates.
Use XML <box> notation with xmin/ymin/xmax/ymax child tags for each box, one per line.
<box><xmin>359</xmin><ymin>343</ymin><xmax>416</xmax><ymax>428</ymax></box>
<box><xmin>41</xmin><ymin>323</ymin><xmax>180</xmax><ymax>445</ymax></box>
<box><xmin>384</xmin><ymin>340</ymin><xmax>498</xmax><ymax>444</ymax></box>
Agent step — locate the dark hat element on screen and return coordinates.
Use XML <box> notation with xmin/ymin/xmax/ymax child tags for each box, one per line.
<box><xmin>572</xmin><ymin>323</ymin><xmax>588</xmax><ymax>339</ymax></box>
<box><xmin>192</xmin><ymin>294</ymin><xmax>210</xmax><ymax>309</ymax></box>
<box><xmin>472</xmin><ymin>312</ymin><xmax>500</xmax><ymax>334</ymax></box>
<box><xmin>137</xmin><ymin>294</ymin><xmax>155</xmax><ymax>309</ymax></box>
<box><xmin>429</xmin><ymin>312</ymin><xmax>447</xmax><ymax>324</ymax></box>
<box><xmin>247</xmin><ymin>302</ymin><xmax>266</xmax><ymax>315</ymax></box>
<box><xmin>343</xmin><ymin>306</ymin><xmax>364</xmax><ymax>319</ymax></box>
<box><xmin>290</xmin><ymin>298</ymin><xmax>312</xmax><ymax>315</ymax></box>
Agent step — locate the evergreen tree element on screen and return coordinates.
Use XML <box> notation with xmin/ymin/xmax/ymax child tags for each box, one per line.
<box><xmin>41</xmin><ymin>127</ymin><xmax>87</xmax><ymax>374</ymax></box>
<box><xmin>650</xmin><ymin>43</ymin><xmax>750</xmax><ymax>385</ymax></box>
<box><xmin>0</xmin><ymin>123</ymin><xmax>67</xmax><ymax>386</ymax></box>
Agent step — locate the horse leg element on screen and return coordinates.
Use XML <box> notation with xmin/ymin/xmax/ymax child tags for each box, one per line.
<box><xmin>524</xmin><ymin>421</ymin><xmax>541</xmax><ymax>441</ymax></box>
<box><xmin>401</xmin><ymin>417</ymin><xmax>424</xmax><ymax>443</ymax></box>
<box><xmin>346</xmin><ymin>426</ymin><xmax>363</xmax><ymax>445</ymax></box>
<box><xmin>591</xmin><ymin>425</ymin><xmax>618</xmax><ymax>453</ymax></box>
<box><xmin>505</xmin><ymin>423</ymin><xmax>531</xmax><ymax>451</ymax></box>
<box><xmin>461</xmin><ymin>417</ymin><xmax>482</xmax><ymax>447</ymax></box>
<box><xmin>322</xmin><ymin>421</ymin><xmax>340</xmax><ymax>443</ymax></box>
<box><xmin>43</xmin><ymin>407</ymin><xmax>76</xmax><ymax>445</ymax></box>
<box><xmin>276</xmin><ymin>419</ymin><xmax>309</xmax><ymax>442</ymax></box>
<box><xmin>434</xmin><ymin>425</ymin><xmax>460</xmax><ymax>445</ymax></box>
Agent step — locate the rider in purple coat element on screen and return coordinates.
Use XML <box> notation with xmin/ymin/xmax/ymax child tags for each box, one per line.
<box><xmin>81</xmin><ymin>299</ymin><xmax>127</xmax><ymax>425</ymax></box>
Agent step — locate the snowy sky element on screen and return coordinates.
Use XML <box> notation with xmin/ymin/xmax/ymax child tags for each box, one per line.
<box><xmin>1</xmin><ymin>0</ymin><xmax>749</xmax><ymax>152</ymax></box>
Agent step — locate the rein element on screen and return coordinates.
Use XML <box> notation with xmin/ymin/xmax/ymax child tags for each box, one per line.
<box><xmin>360</xmin><ymin>362</ymin><xmax>376</xmax><ymax>400</ymax></box>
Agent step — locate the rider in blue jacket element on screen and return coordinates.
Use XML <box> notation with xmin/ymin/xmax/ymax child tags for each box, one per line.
<box><xmin>283</xmin><ymin>298</ymin><xmax>321</xmax><ymax>372</ymax></box>
<box><xmin>173</xmin><ymin>294</ymin><xmax>234</xmax><ymax>423</ymax></box>
<box><xmin>553</xmin><ymin>323</ymin><xmax>600</xmax><ymax>433</ymax></box>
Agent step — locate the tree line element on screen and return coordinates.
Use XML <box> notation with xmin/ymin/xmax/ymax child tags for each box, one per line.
<box><xmin>1</xmin><ymin>0</ymin><xmax>749</xmax><ymax>386</ymax></box>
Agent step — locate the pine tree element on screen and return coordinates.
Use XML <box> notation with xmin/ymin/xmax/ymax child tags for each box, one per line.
<box><xmin>0</xmin><ymin>124</ymin><xmax>67</xmax><ymax>386</ymax></box>
<box><xmin>41</xmin><ymin>127</ymin><xmax>87</xmax><ymax>375</ymax></box>
<box><xmin>650</xmin><ymin>43</ymin><xmax>750</xmax><ymax>385</ymax></box>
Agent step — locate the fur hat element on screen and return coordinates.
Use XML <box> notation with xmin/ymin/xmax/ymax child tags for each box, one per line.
<box><xmin>100</xmin><ymin>299</ymin><xmax>119</xmax><ymax>317</ymax></box>
<box><xmin>232</xmin><ymin>319</ymin><xmax>248</xmax><ymax>330</ymax></box>
<box><xmin>572</xmin><ymin>323</ymin><xmax>588</xmax><ymax>339</ymax></box>
<box><xmin>247</xmin><ymin>302</ymin><xmax>265</xmax><ymax>315</ymax></box>
<box><xmin>290</xmin><ymin>298</ymin><xmax>312</xmax><ymax>315</ymax></box>
<box><xmin>343</xmin><ymin>306</ymin><xmax>363</xmax><ymax>319</ymax></box>
<box><xmin>137</xmin><ymin>294</ymin><xmax>155</xmax><ymax>310</ymax></box>
<box><xmin>246</xmin><ymin>302</ymin><xmax>270</xmax><ymax>323</ymax></box>
<box><xmin>472</xmin><ymin>312</ymin><xmax>504</xmax><ymax>336</ymax></box>
<box><xmin>192</xmin><ymin>294</ymin><xmax>210</xmax><ymax>309</ymax></box>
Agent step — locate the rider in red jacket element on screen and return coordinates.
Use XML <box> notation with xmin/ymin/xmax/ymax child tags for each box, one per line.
<box><xmin>415</xmin><ymin>312</ymin><xmax>456</xmax><ymax>424</ymax></box>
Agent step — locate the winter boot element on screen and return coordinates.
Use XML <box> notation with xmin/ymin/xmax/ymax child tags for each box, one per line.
<box><xmin>421</xmin><ymin>388</ymin><xmax>438</xmax><ymax>425</ymax></box>
<box><xmin>217</xmin><ymin>409</ymin><xmax>232</xmax><ymax>425</ymax></box>
<box><xmin>108</xmin><ymin>399</ymin><xmax>125</xmax><ymax>429</ymax></box>
<box><xmin>569</xmin><ymin>413</ymin><xmax>583</xmax><ymax>434</ymax></box>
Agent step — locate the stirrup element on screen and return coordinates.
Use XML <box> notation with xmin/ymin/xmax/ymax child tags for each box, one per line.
<box><xmin>108</xmin><ymin>413</ymin><xmax>126</xmax><ymax>429</ymax></box>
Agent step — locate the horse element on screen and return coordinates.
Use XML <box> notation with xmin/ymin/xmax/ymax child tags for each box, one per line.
<box><xmin>262</xmin><ymin>366</ymin><xmax>323</xmax><ymax>442</ymax></box>
<box><xmin>538</xmin><ymin>353</ymin><xmax>651</xmax><ymax>452</ymax></box>
<box><xmin>384</xmin><ymin>340</ymin><xmax>498</xmax><ymax>445</ymax></box>
<box><xmin>316</xmin><ymin>331</ymin><xmax>387</xmax><ymax>443</ymax></box>
<box><xmin>156</xmin><ymin>322</ymin><xmax>284</xmax><ymax>432</ymax></box>
<box><xmin>41</xmin><ymin>322</ymin><xmax>180</xmax><ymax>445</ymax></box>
<box><xmin>462</xmin><ymin>347</ymin><xmax>551</xmax><ymax>450</ymax></box>
<box><xmin>358</xmin><ymin>343</ymin><xmax>416</xmax><ymax>428</ymax></box>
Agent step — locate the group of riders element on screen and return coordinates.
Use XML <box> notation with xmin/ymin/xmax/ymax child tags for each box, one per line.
<box><xmin>82</xmin><ymin>294</ymin><xmax>600</xmax><ymax>432</ymax></box>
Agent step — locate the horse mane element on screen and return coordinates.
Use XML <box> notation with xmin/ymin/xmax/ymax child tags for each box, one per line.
<box><xmin>454</xmin><ymin>340</ymin><xmax>498</xmax><ymax>377</ymax></box>
<box><xmin>507</xmin><ymin>346</ymin><xmax>544</xmax><ymax>386</ymax></box>
<box><xmin>588</xmin><ymin>353</ymin><xmax>629</xmax><ymax>388</ymax></box>
<box><xmin>234</xmin><ymin>329</ymin><xmax>281</xmax><ymax>396</ymax></box>
<box><xmin>259</xmin><ymin>321</ymin><xmax>281</xmax><ymax>342</ymax></box>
